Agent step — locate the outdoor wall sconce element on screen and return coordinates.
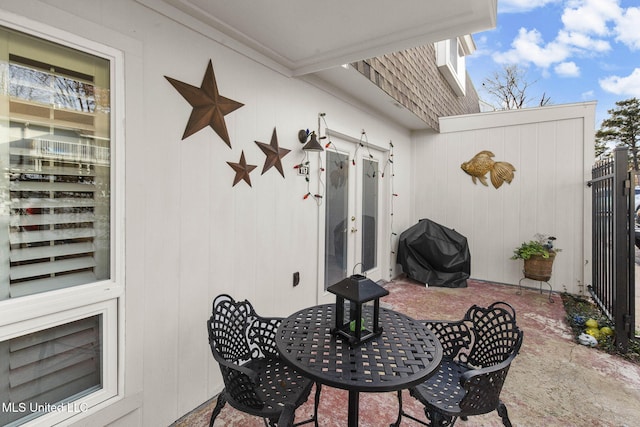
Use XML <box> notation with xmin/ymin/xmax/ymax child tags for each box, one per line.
<box><xmin>327</xmin><ymin>274</ymin><xmax>389</xmax><ymax>346</ymax></box>
<box><xmin>298</xmin><ymin>130</ymin><xmax>324</xmax><ymax>152</ymax></box>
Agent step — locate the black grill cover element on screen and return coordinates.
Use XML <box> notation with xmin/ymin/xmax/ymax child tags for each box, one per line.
<box><xmin>397</xmin><ymin>219</ymin><xmax>470</xmax><ymax>288</ymax></box>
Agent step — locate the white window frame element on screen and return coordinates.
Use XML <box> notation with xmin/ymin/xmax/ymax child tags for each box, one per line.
<box><xmin>0</xmin><ymin>12</ymin><xmax>125</xmax><ymax>427</ymax></box>
<box><xmin>0</xmin><ymin>299</ymin><xmax>118</xmax><ymax>427</ymax></box>
<box><xmin>435</xmin><ymin>35</ymin><xmax>475</xmax><ymax>97</ymax></box>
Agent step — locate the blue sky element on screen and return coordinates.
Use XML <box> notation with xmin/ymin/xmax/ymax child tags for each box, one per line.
<box><xmin>467</xmin><ymin>0</ymin><xmax>640</xmax><ymax>127</ymax></box>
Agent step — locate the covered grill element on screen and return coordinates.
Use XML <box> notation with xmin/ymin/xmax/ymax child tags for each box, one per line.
<box><xmin>397</xmin><ymin>219</ymin><xmax>470</xmax><ymax>288</ymax></box>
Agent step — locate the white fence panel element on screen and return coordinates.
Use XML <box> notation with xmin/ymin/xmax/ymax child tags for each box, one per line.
<box><xmin>410</xmin><ymin>102</ymin><xmax>595</xmax><ymax>295</ymax></box>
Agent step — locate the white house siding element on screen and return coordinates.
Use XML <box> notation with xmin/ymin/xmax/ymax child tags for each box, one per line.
<box><xmin>411</xmin><ymin>102</ymin><xmax>596</xmax><ymax>296</ymax></box>
<box><xmin>0</xmin><ymin>1</ymin><xmax>416</xmax><ymax>426</ymax></box>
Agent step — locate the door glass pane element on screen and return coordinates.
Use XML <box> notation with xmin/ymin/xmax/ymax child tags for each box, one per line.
<box><xmin>0</xmin><ymin>26</ymin><xmax>111</xmax><ymax>300</ymax></box>
<box><xmin>361</xmin><ymin>159</ymin><xmax>378</xmax><ymax>271</ymax></box>
<box><xmin>325</xmin><ymin>151</ymin><xmax>349</xmax><ymax>290</ymax></box>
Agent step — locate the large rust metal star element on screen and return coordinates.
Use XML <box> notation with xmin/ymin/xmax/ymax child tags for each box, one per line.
<box><xmin>165</xmin><ymin>59</ymin><xmax>244</xmax><ymax>147</ymax></box>
<box><xmin>255</xmin><ymin>127</ymin><xmax>291</xmax><ymax>177</ymax></box>
<box><xmin>227</xmin><ymin>151</ymin><xmax>257</xmax><ymax>187</ymax></box>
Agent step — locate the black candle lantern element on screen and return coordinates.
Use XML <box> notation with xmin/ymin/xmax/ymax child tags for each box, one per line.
<box><xmin>327</xmin><ymin>274</ymin><xmax>390</xmax><ymax>346</ymax></box>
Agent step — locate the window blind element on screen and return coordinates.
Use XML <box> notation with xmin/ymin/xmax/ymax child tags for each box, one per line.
<box><xmin>4</xmin><ymin>55</ymin><xmax>110</xmax><ymax>300</ymax></box>
<box><xmin>8</xmin><ymin>133</ymin><xmax>109</xmax><ymax>298</ymax></box>
<box><xmin>0</xmin><ymin>316</ymin><xmax>102</xmax><ymax>426</ymax></box>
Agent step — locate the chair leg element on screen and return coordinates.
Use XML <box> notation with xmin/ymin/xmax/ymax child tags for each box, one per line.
<box><xmin>277</xmin><ymin>404</ymin><xmax>296</xmax><ymax>427</ymax></box>
<box><xmin>292</xmin><ymin>383</ymin><xmax>322</xmax><ymax>427</ymax></box>
<box><xmin>391</xmin><ymin>390</ymin><xmax>432</xmax><ymax>427</ymax></box>
<box><xmin>209</xmin><ymin>393</ymin><xmax>227</xmax><ymax>427</ymax></box>
<box><xmin>497</xmin><ymin>401</ymin><xmax>512</xmax><ymax>427</ymax></box>
<box><xmin>390</xmin><ymin>390</ymin><xmax>403</xmax><ymax>427</ymax></box>
<box><xmin>427</xmin><ymin>410</ymin><xmax>456</xmax><ymax>427</ymax></box>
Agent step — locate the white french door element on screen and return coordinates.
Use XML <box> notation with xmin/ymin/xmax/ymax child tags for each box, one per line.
<box><xmin>317</xmin><ymin>132</ymin><xmax>388</xmax><ymax>304</ymax></box>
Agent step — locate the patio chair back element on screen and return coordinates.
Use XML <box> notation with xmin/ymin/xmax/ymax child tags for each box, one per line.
<box><xmin>209</xmin><ymin>294</ymin><xmax>257</xmax><ymax>364</ymax></box>
<box><xmin>393</xmin><ymin>301</ymin><xmax>523</xmax><ymax>427</ymax></box>
<box><xmin>206</xmin><ymin>294</ymin><xmax>320</xmax><ymax>427</ymax></box>
<box><xmin>463</xmin><ymin>301</ymin><xmax>521</xmax><ymax>368</ymax></box>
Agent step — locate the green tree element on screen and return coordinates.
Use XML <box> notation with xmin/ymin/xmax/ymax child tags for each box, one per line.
<box><xmin>481</xmin><ymin>64</ymin><xmax>551</xmax><ymax>110</ymax></box>
<box><xmin>595</xmin><ymin>98</ymin><xmax>640</xmax><ymax>171</ymax></box>
<box><xmin>594</xmin><ymin>138</ymin><xmax>610</xmax><ymax>160</ymax></box>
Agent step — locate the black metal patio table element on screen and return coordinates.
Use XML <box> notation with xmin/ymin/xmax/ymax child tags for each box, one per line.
<box><xmin>275</xmin><ymin>304</ymin><xmax>443</xmax><ymax>427</ymax></box>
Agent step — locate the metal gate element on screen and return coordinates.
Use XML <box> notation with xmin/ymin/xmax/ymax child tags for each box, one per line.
<box><xmin>588</xmin><ymin>147</ymin><xmax>635</xmax><ymax>351</ymax></box>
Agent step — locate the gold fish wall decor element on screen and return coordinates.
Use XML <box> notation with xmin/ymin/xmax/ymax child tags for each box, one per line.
<box><xmin>461</xmin><ymin>150</ymin><xmax>516</xmax><ymax>189</ymax></box>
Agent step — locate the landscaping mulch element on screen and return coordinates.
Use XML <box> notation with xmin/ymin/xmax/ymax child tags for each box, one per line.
<box><xmin>561</xmin><ymin>292</ymin><xmax>640</xmax><ymax>365</ymax></box>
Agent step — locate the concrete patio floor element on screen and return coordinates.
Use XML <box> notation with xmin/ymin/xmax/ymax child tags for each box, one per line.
<box><xmin>174</xmin><ymin>277</ymin><xmax>640</xmax><ymax>427</ymax></box>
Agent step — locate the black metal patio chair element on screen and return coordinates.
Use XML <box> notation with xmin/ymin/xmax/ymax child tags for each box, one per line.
<box><xmin>392</xmin><ymin>301</ymin><xmax>523</xmax><ymax>427</ymax></box>
<box><xmin>207</xmin><ymin>294</ymin><xmax>321</xmax><ymax>427</ymax></box>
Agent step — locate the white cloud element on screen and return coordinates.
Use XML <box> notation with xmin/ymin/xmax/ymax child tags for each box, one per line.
<box><xmin>614</xmin><ymin>7</ymin><xmax>640</xmax><ymax>50</ymax></box>
<box><xmin>467</xmin><ymin>35</ymin><xmax>494</xmax><ymax>58</ymax></box>
<box><xmin>555</xmin><ymin>61</ymin><xmax>580</xmax><ymax>77</ymax></box>
<box><xmin>489</xmin><ymin>0</ymin><xmax>640</xmax><ymax>96</ymax></box>
<box><xmin>493</xmin><ymin>28</ymin><xmax>571</xmax><ymax>68</ymax></box>
<box><xmin>599</xmin><ymin>68</ymin><xmax>640</xmax><ymax>96</ymax></box>
<box><xmin>490</xmin><ymin>0</ymin><xmax>630</xmax><ymax>72</ymax></box>
<box><xmin>581</xmin><ymin>90</ymin><xmax>596</xmax><ymax>100</ymax></box>
<box><xmin>556</xmin><ymin>30</ymin><xmax>610</xmax><ymax>52</ymax></box>
<box><xmin>561</xmin><ymin>0</ymin><xmax>621</xmax><ymax>36</ymax></box>
<box><xmin>499</xmin><ymin>0</ymin><xmax>560</xmax><ymax>13</ymax></box>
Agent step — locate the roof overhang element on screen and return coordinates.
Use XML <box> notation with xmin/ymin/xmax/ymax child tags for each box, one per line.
<box><xmin>306</xmin><ymin>65</ymin><xmax>430</xmax><ymax>131</ymax></box>
<box><xmin>137</xmin><ymin>0</ymin><xmax>497</xmax><ymax>77</ymax></box>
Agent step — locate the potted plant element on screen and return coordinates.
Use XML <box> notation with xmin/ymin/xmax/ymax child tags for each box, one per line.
<box><xmin>511</xmin><ymin>234</ymin><xmax>560</xmax><ymax>281</ymax></box>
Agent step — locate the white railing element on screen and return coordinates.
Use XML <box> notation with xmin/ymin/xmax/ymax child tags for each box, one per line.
<box><xmin>32</xmin><ymin>138</ymin><xmax>110</xmax><ymax>165</ymax></box>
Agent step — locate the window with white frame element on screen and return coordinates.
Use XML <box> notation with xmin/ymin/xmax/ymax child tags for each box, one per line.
<box><xmin>0</xmin><ymin>24</ymin><xmax>118</xmax><ymax>426</ymax></box>
<box><xmin>435</xmin><ymin>36</ymin><xmax>474</xmax><ymax>97</ymax></box>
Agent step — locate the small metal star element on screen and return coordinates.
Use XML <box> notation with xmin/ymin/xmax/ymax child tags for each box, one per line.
<box><xmin>165</xmin><ymin>59</ymin><xmax>244</xmax><ymax>147</ymax></box>
<box><xmin>227</xmin><ymin>151</ymin><xmax>257</xmax><ymax>187</ymax></box>
<box><xmin>255</xmin><ymin>127</ymin><xmax>291</xmax><ymax>177</ymax></box>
